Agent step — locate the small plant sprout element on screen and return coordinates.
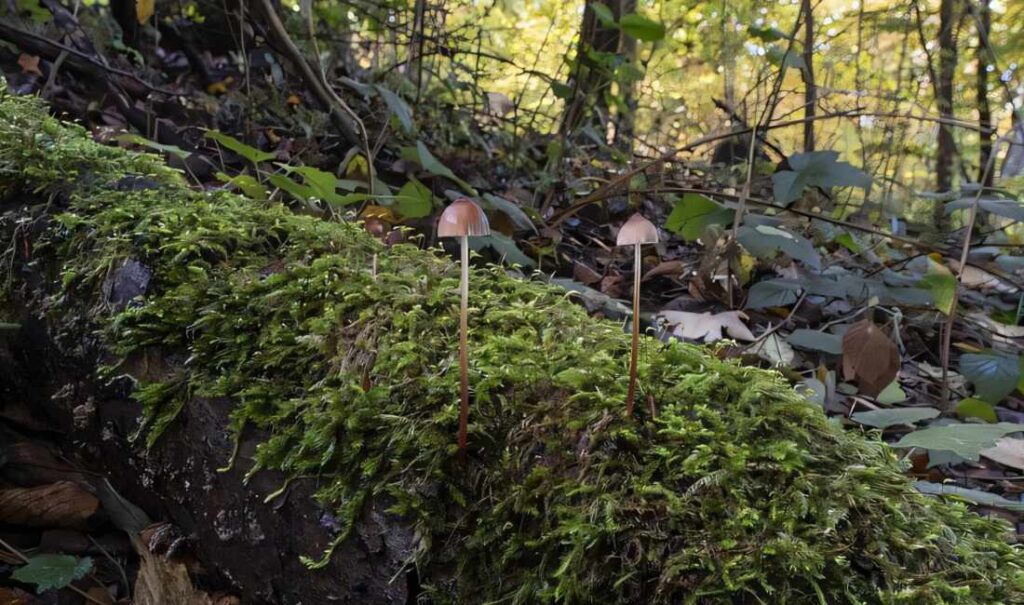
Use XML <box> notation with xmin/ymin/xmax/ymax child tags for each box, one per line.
<box><xmin>438</xmin><ymin>197</ymin><xmax>491</xmax><ymax>453</ymax></box>
<box><xmin>616</xmin><ymin>213</ymin><xmax>659</xmax><ymax>417</ymax></box>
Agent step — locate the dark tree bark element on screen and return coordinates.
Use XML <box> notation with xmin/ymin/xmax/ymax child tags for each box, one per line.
<box><xmin>802</xmin><ymin>0</ymin><xmax>816</xmax><ymax>152</ymax></box>
<box><xmin>559</xmin><ymin>0</ymin><xmax>626</xmax><ymax>140</ymax></box>
<box><xmin>975</xmin><ymin>0</ymin><xmax>993</xmax><ymax>187</ymax></box>
<box><xmin>936</xmin><ymin>0</ymin><xmax>959</xmax><ymax>200</ymax></box>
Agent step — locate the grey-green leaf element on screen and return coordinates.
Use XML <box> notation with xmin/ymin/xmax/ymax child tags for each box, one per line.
<box><xmin>959</xmin><ymin>351</ymin><xmax>1021</xmax><ymax>403</ymax></box>
<box><xmin>851</xmin><ymin>407</ymin><xmax>939</xmax><ymax>429</ymax></box>
<box><xmin>894</xmin><ymin>422</ymin><xmax>1024</xmax><ymax>460</ymax></box>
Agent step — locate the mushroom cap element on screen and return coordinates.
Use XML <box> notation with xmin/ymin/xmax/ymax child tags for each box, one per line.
<box><xmin>438</xmin><ymin>198</ymin><xmax>491</xmax><ymax>238</ymax></box>
<box><xmin>616</xmin><ymin>213</ymin><xmax>659</xmax><ymax>246</ymax></box>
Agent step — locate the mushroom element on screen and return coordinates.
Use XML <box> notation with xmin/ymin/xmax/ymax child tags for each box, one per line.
<box><xmin>438</xmin><ymin>198</ymin><xmax>491</xmax><ymax>452</ymax></box>
<box><xmin>616</xmin><ymin>213</ymin><xmax>659</xmax><ymax>417</ymax></box>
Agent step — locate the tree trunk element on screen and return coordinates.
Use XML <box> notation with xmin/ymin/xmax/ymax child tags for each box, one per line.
<box><xmin>559</xmin><ymin>0</ymin><xmax>624</xmax><ymax>139</ymax></box>
<box><xmin>975</xmin><ymin>0</ymin><xmax>993</xmax><ymax>187</ymax></box>
<box><xmin>936</xmin><ymin>0</ymin><xmax>958</xmax><ymax>202</ymax></box>
<box><xmin>802</xmin><ymin>0</ymin><xmax>816</xmax><ymax>153</ymax></box>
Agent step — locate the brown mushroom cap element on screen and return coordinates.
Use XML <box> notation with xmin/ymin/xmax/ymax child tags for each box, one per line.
<box><xmin>616</xmin><ymin>213</ymin><xmax>659</xmax><ymax>246</ymax></box>
<box><xmin>438</xmin><ymin>198</ymin><xmax>491</xmax><ymax>238</ymax></box>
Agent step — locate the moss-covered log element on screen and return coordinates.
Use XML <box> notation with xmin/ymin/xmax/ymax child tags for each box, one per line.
<box><xmin>1</xmin><ymin>88</ymin><xmax>1023</xmax><ymax>604</ymax></box>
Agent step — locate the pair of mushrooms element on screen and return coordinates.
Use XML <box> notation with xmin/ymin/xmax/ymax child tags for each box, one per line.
<box><xmin>438</xmin><ymin>199</ymin><xmax>658</xmax><ymax>452</ymax></box>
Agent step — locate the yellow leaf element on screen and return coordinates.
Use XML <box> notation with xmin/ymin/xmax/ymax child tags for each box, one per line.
<box><xmin>136</xmin><ymin>0</ymin><xmax>155</xmax><ymax>23</ymax></box>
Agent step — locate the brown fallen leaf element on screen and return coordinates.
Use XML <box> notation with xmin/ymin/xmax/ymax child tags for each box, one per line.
<box><xmin>0</xmin><ymin>481</ymin><xmax>100</xmax><ymax>530</ymax></box>
<box><xmin>136</xmin><ymin>0</ymin><xmax>155</xmax><ymax>23</ymax></box>
<box><xmin>842</xmin><ymin>319</ymin><xmax>900</xmax><ymax>397</ymax></box>
<box><xmin>981</xmin><ymin>437</ymin><xmax>1024</xmax><ymax>471</ymax></box>
<box><xmin>17</xmin><ymin>54</ymin><xmax>41</xmax><ymax>77</ymax></box>
<box><xmin>642</xmin><ymin>259</ymin><xmax>684</xmax><ymax>282</ymax></box>
<box><xmin>0</xmin><ymin>587</ymin><xmax>32</xmax><ymax>605</ymax></box>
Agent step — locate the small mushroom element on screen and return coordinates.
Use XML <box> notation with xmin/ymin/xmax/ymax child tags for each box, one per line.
<box><xmin>616</xmin><ymin>213</ymin><xmax>659</xmax><ymax>417</ymax></box>
<box><xmin>438</xmin><ymin>198</ymin><xmax>491</xmax><ymax>452</ymax></box>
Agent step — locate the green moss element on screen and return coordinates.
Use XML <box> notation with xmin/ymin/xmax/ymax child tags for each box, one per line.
<box><xmin>2</xmin><ymin>88</ymin><xmax>1023</xmax><ymax>604</ymax></box>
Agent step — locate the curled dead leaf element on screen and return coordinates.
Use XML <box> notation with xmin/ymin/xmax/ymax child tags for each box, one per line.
<box><xmin>841</xmin><ymin>320</ymin><xmax>900</xmax><ymax>397</ymax></box>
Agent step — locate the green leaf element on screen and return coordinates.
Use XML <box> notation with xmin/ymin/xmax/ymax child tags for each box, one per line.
<box><xmin>786</xmin><ymin>329</ymin><xmax>842</xmax><ymax>355</ymax></box>
<box><xmin>216</xmin><ymin>172</ymin><xmax>266</xmax><ymax>201</ymax></box>
<box><xmin>959</xmin><ymin>351</ymin><xmax>1021</xmax><ymax>403</ymax></box>
<box><xmin>116</xmin><ymin>133</ymin><xmax>192</xmax><ymax>162</ymax></box>
<box><xmin>919</xmin><ymin>257</ymin><xmax>956</xmax><ymax>314</ymax></box>
<box><xmin>205</xmin><ymin>130</ymin><xmax>275</xmax><ymax>164</ymax></box>
<box><xmin>771</xmin><ymin>151</ymin><xmax>871</xmax><ymax>206</ymax></box>
<box><xmin>876</xmin><ymin>381</ymin><xmax>908</xmax><ymax>405</ymax></box>
<box><xmin>745</xmin><ymin>279</ymin><xmax>801</xmax><ymax>309</ymax></box>
<box><xmin>914</xmin><ymin>480</ymin><xmax>1024</xmax><ymax>511</ymax></box>
<box><xmin>12</xmin><ymin>555</ymin><xmax>93</xmax><ymax>594</ymax></box>
<box><xmin>619</xmin><ymin>13</ymin><xmax>666</xmax><ymax>42</ymax></box>
<box><xmin>394</xmin><ymin>179</ymin><xmax>434</xmax><ymax>218</ymax></box>
<box><xmin>894</xmin><ymin>422</ymin><xmax>1024</xmax><ymax>460</ymax></box>
<box><xmin>851</xmin><ymin>407</ymin><xmax>939</xmax><ymax>429</ymax></box>
<box><xmin>590</xmin><ymin>3</ymin><xmax>615</xmax><ymax>26</ymax></box>
<box><xmin>415</xmin><ymin>141</ymin><xmax>475</xmax><ymax>194</ymax></box>
<box><xmin>664</xmin><ymin>193</ymin><xmax>732</xmax><ymax>242</ymax></box>
<box><xmin>956</xmin><ymin>397</ymin><xmax>998</xmax><ymax>423</ymax></box>
<box><xmin>374</xmin><ymin>85</ymin><xmax>415</xmax><ymax>134</ymax></box>
<box><xmin>737</xmin><ymin>224</ymin><xmax>821</xmax><ymax>269</ymax></box>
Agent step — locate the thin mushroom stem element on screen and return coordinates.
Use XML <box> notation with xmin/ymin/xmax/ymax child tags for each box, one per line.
<box><xmin>626</xmin><ymin>242</ymin><xmax>641</xmax><ymax>417</ymax></box>
<box><xmin>458</xmin><ymin>234</ymin><xmax>470</xmax><ymax>452</ymax></box>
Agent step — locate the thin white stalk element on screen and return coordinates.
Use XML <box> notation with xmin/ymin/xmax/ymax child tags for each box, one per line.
<box><xmin>458</xmin><ymin>235</ymin><xmax>470</xmax><ymax>451</ymax></box>
<box><xmin>626</xmin><ymin>242</ymin><xmax>641</xmax><ymax>416</ymax></box>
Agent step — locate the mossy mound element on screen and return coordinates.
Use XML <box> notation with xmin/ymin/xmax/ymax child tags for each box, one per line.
<box><xmin>1</xmin><ymin>89</ymin><xmax>1022</xmax><ymax>604</ymax></box>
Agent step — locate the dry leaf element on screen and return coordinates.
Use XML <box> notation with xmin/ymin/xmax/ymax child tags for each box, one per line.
<box><xmin>642</xmin><ymin>260</ymin><xmax>684</xmax><ymax>282</ymax></box>
<box><xmin>659</xmin><ymin>310</ymin><xmax>756</xmax><ymax>343</ymax></box>
<box><xmin>0</xmin><ymin>482</ymin><xmax>100</xmax><ymax>530</ymax></box>
<box><xmin>17</xmin><ymin>54</ymin><xmax>41</xmax><ymax>77</ymax></box>
<box><xmin>981</xmin><ymin>437</ymin><xmax>1024</xmax><ymax>471</ymax></box>
<box><xmin>136</xmin><ymin>0</ymin><xmax>155</xmax><ymax>23</ymax></box>
<box><xmin>842</xmin><ymin>319</ymin><xmax>900</xmax><ymax>397</ymax></box>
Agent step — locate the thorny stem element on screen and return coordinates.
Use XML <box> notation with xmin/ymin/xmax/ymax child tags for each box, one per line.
<box><xmin>458</xmin><ymin>235</ymin><xmax>470</xmax><ymax>452</ymax></box>
<box><xmin>626</xmin><ymin>242</ymin><xmax>641</xmax><ymax>417</ymax></box>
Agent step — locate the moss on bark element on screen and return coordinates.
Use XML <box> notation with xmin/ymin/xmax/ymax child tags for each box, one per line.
<box><xmin>2</xmin><ymin>88</ymin><xmax>1023</xmax><ymax>604</ymax></box>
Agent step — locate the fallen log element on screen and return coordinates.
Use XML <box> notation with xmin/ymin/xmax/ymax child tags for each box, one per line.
<box><xmin>0</xmin><ymin>86</ymin><xmax>1022</xmax><ymax>604</ymax></box>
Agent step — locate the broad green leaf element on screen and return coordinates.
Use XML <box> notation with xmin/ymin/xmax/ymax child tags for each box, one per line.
<box><xmin>205</xmin><ymin>130</ymin><xmax>275</xmax><ymax>163</ymax></box>
<box><xmin>12</xmin><ymin>555</ymin><xmax>92</xmax><ymax>594</ymax></box>
<box><xmin>786</xmin><ymin>329</ymin><xmax>842</xmax><ymax>355</ymax></box>
<box><xmin>959</xmin><ymin>351</ymin><xmax>1021</xmax><ymax>403</ymax></box>
<box><xmin>269</xmin><ymin>173</ymin><xmax>316</xmax><ymax>201</ymax></box>
<box><xmin>215</xmin><ymin>172</ymin><xmax>266</xmax><ymax>201</ymax></box>
<box><xmin>919</xmin><ymin>257</ymin><xmax>956</xmax><ymax>314</ymax></box>
<box><xmin>771</xmin><ymin>151</ymin><xmax>871</xmax><ymax>206</ymax></box>
<box><xmin>375</xmin><ymin>85</ymin><xmax>415</xmax><ymax>133</ymax></box>
<box><xmin>851</xmin><ymin>407</ymin><xmax>939</xmax><ymax>429</ymax></box>
<box><xmin>914</xmin><ymin>481</ymin><xmax>1024</xmax><ymax>511</ymax></box>
<box><xmin>619</xmin><ymin>13</ymin><xmax>666</xmax><ymax>41</ymax></box>
<box><xmin>765</xmin><ymin>45</ymin><xmax>807</xmax><ymax>69</ymax></box>
<box><xmin>748</xmin><ymin>24</ymin><xmax>786</xmax><ymax>42</ymax></box>
<box><xmin>737</xmin><ymin>225</ymin><xmax>821</xmax><ymax>269</ymax></box>
<box><xmin>876</xmin><ymin>381</ymin><xmax>908</xmax><ymax>404</ymax></box>
<box><xmin>745</xmin><ymin>279</ymin><xmax>801</xmax><ymax>309</ymax></box>
<box><xmin>894</xmin><ymin>422</ymin><xmax>1024</xmax><ymax>460</ymax></box>
<box><xmin>956</xmin><ymin>397</ymin><xmax>998</xmax><ymax>423</ymax></box>
<box><xmin>664</xmin><ymin>193</ymin><xmax>732</xmax><ymax>242</ymax></box>
<box><xmin>394</xmin><ymin>179</ymin><xmax>434</xmax><ymax>218</ymax></box>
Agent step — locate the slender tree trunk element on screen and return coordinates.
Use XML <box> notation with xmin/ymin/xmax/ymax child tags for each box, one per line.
<box><xmin>559</xmin><ymin>0</ymin><xmax>622</xmax><ymax>138</ymax></box>
<box><xmin>936</xmin><ymin>0</ymin><xmax>958</xmax><ymax>201</ymax></box>
<box><xmin>975</xmin><ymin>0</ymin><xmax>993</xmax><ymax>187</ymax></box>
<box><xmin>616</xmin><ymin>0</ymin><xmax>638</xmax><ymax>150</ymax></box>
<box><xmin>802</xmin><ymin>0</ymin><xmax>816</xmax><ymax>152</ymax></box>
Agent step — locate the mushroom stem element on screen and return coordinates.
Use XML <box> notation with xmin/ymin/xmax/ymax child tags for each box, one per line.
<box><xmin>457</xmin><ymin>234</ymin><xmax>470</xmax><ymax>452</ymax></box>
<box><xmin>626</xmin><ymin>242</ymin><xmax>641</xmax><ymax>417</ymax></box>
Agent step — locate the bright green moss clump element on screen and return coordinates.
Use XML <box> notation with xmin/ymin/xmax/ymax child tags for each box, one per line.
<box><xmin>2</xmin><ymin>89</ymin><xmax>1023</xmax><ymax>604</ymax></box>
